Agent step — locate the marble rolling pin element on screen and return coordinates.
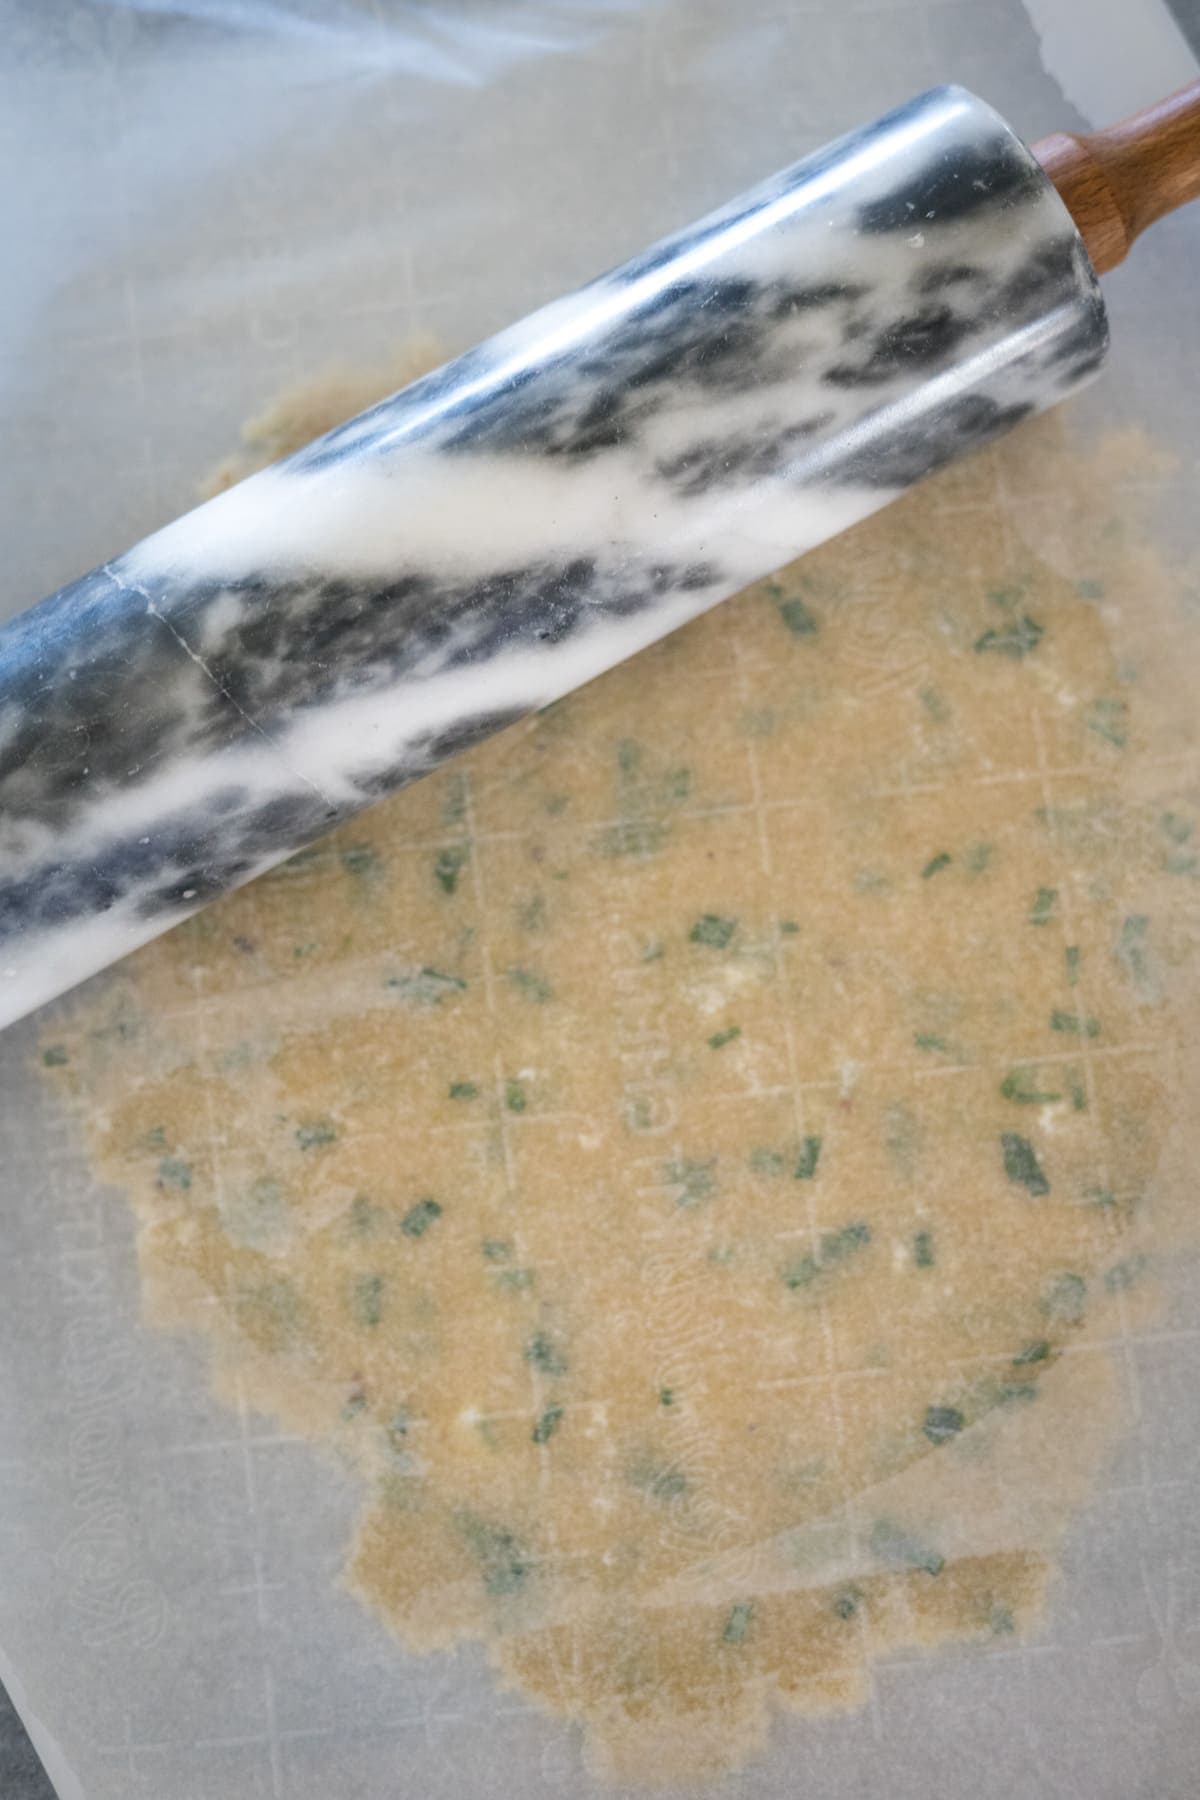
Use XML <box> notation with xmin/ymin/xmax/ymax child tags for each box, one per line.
<box><xmin>2</xmin><ymin>80</ymin><xmax>1198</xmax><ymax>1029</ymax></box>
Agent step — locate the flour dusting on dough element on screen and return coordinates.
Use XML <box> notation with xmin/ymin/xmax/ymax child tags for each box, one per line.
<box><xmin>39</xmin><ymin>356</ymin><xmax>1200</xmax><ymax>1784</ymax></box>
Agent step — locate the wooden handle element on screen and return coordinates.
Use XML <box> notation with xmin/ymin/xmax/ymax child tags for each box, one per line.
<box><xmin>1032</xmin><ymin>80</ymin><xmax>1200</xmax><ymax>273</ymax></box>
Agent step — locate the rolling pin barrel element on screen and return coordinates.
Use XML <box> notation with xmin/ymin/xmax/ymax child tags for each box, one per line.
<box><xmin>0</xmin><ymin>84</ymin><xmax>1135</xmax><ymax>1029</ymax></box>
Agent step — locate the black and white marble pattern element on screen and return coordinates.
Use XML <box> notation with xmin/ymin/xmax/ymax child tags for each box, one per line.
<box><xmin>0</xmin><ymin>85</ymin><xmax>1107</xmax><ymax>1028</ymax></box>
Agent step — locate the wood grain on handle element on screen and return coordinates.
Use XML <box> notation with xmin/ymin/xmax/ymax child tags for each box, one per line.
<box><xmin>1033</xmin><ymin>80</ymin><xmax>1200</xmax><ymax>273</ymax></box>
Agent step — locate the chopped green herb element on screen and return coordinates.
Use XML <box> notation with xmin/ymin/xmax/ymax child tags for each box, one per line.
<box><xmin>1041</xmin><ymin>1271</ymin><xmax>1087</xmax><ymax>1325</ymax></box>
<box><xmin>434</xmin><ymin>845</ymin><xmax>469</xmax><ymax>894</ymax></box>
<box><xmin>507</xmin><ymin>966</ymin><xmax>554</xmax><ymax>1003</ymax></box>
<box><xmin>1065</xmin><ymin>945</ymin><xmax>1081</xmax><ymax>986</ymax></box>
<box><xmin>912</xmin><ymin>1230</ymin><xmax>936</xmax><ymax>1269</ymax></box>
<box><xmin>914</xmin><ymin>1032</ymin><xmax>951</xmax><ymax>1055</ymax></box>
<box><xmin>665</xmin><ymin>1157</ymin><xmax>717</xmax><ymax>1208</ymax></box>
<box><xmin>1029</xmin><ymin>885</ymin><xmax>1058</xmax><ymax>926</ymax></box>
<box><xmin>524</xmin><ymin>1333</ymin><xmax>568</xmax><ymax>1377</ymax></box>
<box><xmin>659</xmin><ymin>1387</ymin><xmax>675</xmax><ymax>1407</ymax></box>
<box><xmin>482</xmin><ymin>1239</ymin><xmax>513</xmax><ymax>1263</ymax></box>
<box><xmin>1001</xmin><ymin>1133</ymin><xmax>1049</xmax><ymax>1196</ymax></box>
<box><xmin>457</xmin><ymin>1513</ymin><xmax>534</xmax><ymax>1598</ymax></box>
<box><xmin>707</xmin><ymin>1025</ymin><xmax>742</xmax><ymax>1050</ymax></box>
<box><xmin>834</xmin><ymin>1586</ymin><xmax>864</xmax><ymax>1620</ymax></box>
<box><xmin>496</xmin><ymin>1268</ymin><xmax>534</xmax><ymax>1292</ymax></box>
<box><xmin>779</xmin><ymin>918</ymin><xmax>801</xmax><ymax>935</ymax></box>
<box><xmin>1161</xmin><ymin>811</ymin><xmax>1193</xmax><ymax>845</ymax></box>
<box><xmin>353</xmin><ymin>1273</ymin><xmax>384</xmax><ymax>1327</ymax></box>
<box><xmin>920</xmin><ymin>686</ymin><xmax>951</xmax><ymax>723</ymax></box>
<box><xmin>531</xmin><ymin>1403</ymin><xmax>564</xmax><ymax>1445</ymax></box>
<box><xmin>777</xmin><ymin>596</ymin><xmax>819</xmax><ymax>637</ymax></box>
<box><xmin>517</xmin><ymin>895</ymin><xmax>547</xmax><ymax>932</ymax></box>
<box><xmin>349</xmin><ymin>1195</ymin><xmax>378</xmax><ymax>1235</ymax></box>
<box><xmin>340</xmin><ymin>845</ymin><xmax>379</xmax><ymax>878</ymax></box>
<box><xmin>157</xmin><ymin>1156</ymin><xmax>193</xmax><ymax>1191</ymax></box>
<box><xmin>1012</xmin><ymin>1340</ymin><xmax>1051</xmax><ymax>1366</ymax></box>
<box><xmin>793</xmin><ymin>1135</ymin><xmax>822</xmax><ymax>1180</ymax></box>
<box><xmin>1115</xmin><ymin>914</ymin><xmax>1154</xmax><ymax>997</ymax></box>
<box><xmin>690</xmin><ymin>913</ymin><xmax>737</xmax><ymax>950</ymax></box>
<box><xmin>784</xmin><ymin>1220</ymin><xmax>870</xmax><ymax>1290</ymax></box>
<box><xmin>921</xmin><ymin>852</ymin><xmax>952</xmax><ymax>880</ymax></box>
<box><xmin>449</xmin><ymin>1080</ymin><xmax>479</xmax><ymax>1100</ymax></box>
<box><xmin>966</xmin><ymin>842</ymin><xmax>993</xmax><ymax>873</ymax></box>
<box><xmin>1084</xmin><ymin>697</ymin><xmax>1128</xmax><ymax>748</ymax></box>
<box><xmin>1000</xmin><ymin>1068</ymin><xmax>1062</xmax><ymax>1105</ymax></box>
<box><xmin>385</xmin><ymin>966</ymin><xmax>467</xmax><ymax>1006</ymax></box>
<box><xmin>1050</xmin><ymin>1008</ymin><xmax>1100</xmax><ymax>1037</ymax></box>
<box><xmin>998</xmin><ymin>1382</ymin><xmax>1038</xmax><ymax>1405</ymax></box>
<box><xmin>295</xmin><ymin>1119</ymin><xmax>338</xmax><ymax>1151</ymax></box>
<box><xmin>974</xmin><ymin>615</ymin><xmax>1043</xmax><ymax>658</ymax></box>
<box><xmin>1069</xmin><ymin>1072</ymin><xmax>1088</xmax><ymax>1112</ymax></box>
<box><xmin>505</xmin><ymin>1080</ymin><xmax>528</xmax><ymax>1114</ymax></box>
<box><xmin>750</xmin><ymin>1147</ymin><xmax>786</xmax><ymax>1177</ymax></box>
<box><xmin>400</xmin><ymin>1197</ymin><xmax>442</xmax><ymax>1238</ymax></box>
<box><xmin>41</xmin><ymin>1044</ymin><xmax>69</xmax><ymax>1067</ymax></box>
<box><xmin>923</xmin><ymin>1405</ymin><xmax>965</xmax><ymax>1445</ymax></box>
<box><xmin>143</xmin><ymin>1126</ymin><xmax>168</xmax><ymax>1152</ymax></box>
<box><xmin>630</xmin><ymin>1460</ymin><xmax>688</xmax><ymax>1502</ymax></box>
<box><xmin>1104</xmin><ymin>1255</ymin><xmax>1147</xmax><ymax>1293</ymax></box>
<box><xmin>722</xmin><ymin>1602</ymin><xmax>755</xmax><ymax>1645</ymax></box>
<box><xmin>870</xmin><ymin>1518</ymin><xmax>944</xmax><ymax>1577</ymax></box>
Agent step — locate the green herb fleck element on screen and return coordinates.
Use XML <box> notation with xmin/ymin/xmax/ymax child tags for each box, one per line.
<box><xmin>1050</xmin><ymin>1008</ymin><xmax>1100</xmax><ymax>1037</ymax></box>
<box><xmin>966</xmin><ymin>842</ymin><xmax>993</xmax><ymax>873</ymax></box>
<box><xmin>659</xmin><ymin>1387</ymin><xmax>675</xmax><ymax>1407</ymax></box>
<box><xmin>1115</xmin><ymin>914</ymin><xmax>1154</xmax><ymax>997</ymax></box>
<box><xmin>508</xmin><ymin>966</ymin><xmax>554</xmax><ymax>1004</ymax></box>
<box><xmin>1104</xmin><ymin>1255</ymin><xmax>1147</xmax><ymax>1293</ymax></box>
<box><xmin>913</xmin><ymin>1230</ymin><xmax>936</xmax><ymax>1269</ymax></box>
<box><xmin>505</xmin><ymin>1080</ymin><xmax>528</xmax><ymax>1114</ymax></box>
<box><xmin>1065</xmin><ymin>945</ymin><xmax>1081</xmax><ymax>986</ymax></box>
<box><xmin>1041</xmin><ymin>1271</ymin><xmax>1087</xmax><ymax>1325</ymax></box>
<box><xmin>630</xmin><ymin>1460</ymin><xmax>688</xmax><ymax>1503</ymax></box>
<box><xmin>449</xmin><ymin>1080</ymin><xmax>479</xmax><ymax>1101</ymax></box>
<box><xmin>295</xmin><ymin>1119</ymin><xmax>338</xmax><ymax>1151</ymax></box>
<box><xmin>722</xmin><ymin>1602</ymin><xmax>755</xmax><ymax>1645</ymax></box>
<box><xmin>353</xmin><ymin>1273</ymin><xmax>385</xmax><ymax>1328</ymax></box>
<box><xmin>531</xmin><ymin>1403</ymin><xmax>564</xmax><ymax>1445</ymax></box>
<box><xmin>871</xmin><ymin>1518</ymin><xmax>944</xmax><ymax>1577</ymax></box>
<box><xmin>157</xmin><ymin>1156</ymin><xmax>193</xmax><ymax>1191</ymax></box>
<box><xmin>794</xmin><ymin>1135</ymin><xmax>822</xmax><ymax>1181</ymax></box>
<box><xmin>482</xmin><ymin>1239</ymin><xmax>512</xmax><ymax>1263</ymax></box>
<box><xmin>665</xmin><ymin>1157</ymin><xmax>717</xmax><ymax>1208</ymax></box>
<box><xmin>914</xmin><ymin>1033</ymin><xmax>951</xmax><ymax>1055</ymax></box>
<box><xmin>834</xmin><ymin>1586</ymin><xmax>864</xmax><ymax>1620</ymax></box>
<box><xmin>690</xmin><ymin>913</ymin><xmax>737</xmax><ymax>950</ymax></box>
<box><xmin>434</xmin><ymin>845</ymin><xmax>469</xmax><ymax>894</ymax></box>
<box><xmin>349</xmin><ymin>1195</ymin><xmax>378</xmax><ymax>1235</ymax></box>
<box><xmin>1029</xmin><ymin>885</ymin><xmax>1058</xmax><ymax>926</ymax></box>
<box><xmin>974</xmin><ymin>615</ymin><xmax>1043</xmax><ymax>658</ymax></box>
<box><xmin>923</xmin><ymin>1405</ymin><xmax>965</xmax><ymax>1445</ymax></box>
<box><xmin>1161</xmin><ymin>811</ymin><xmax>1193</xmax><ymax>845</ymax></box>
<box><xmin>385</xmin><ymin>966</ymin><xmax>467</xmax><ymax>1006</ymax></box>
<box><xmin>751</xmin><ymin>1147</ymin><xmax>786</xmax><ymax>1177</ymax></box>
<box><xmin>524</xmin><ymin>1333</ymin><xmax>568</xmax><ymax>1377</ymax></box>
<box><xmin>457</xmin><ymin>1513</ymin><xmax>534</xmax><ymax>1598</ymax></box>
<box><xmin>784</xmin><ymin>1220</ymin><xmax>870</xmax><ymax>1290</ymax></box>
<box><xmin>1001</xmin><ymin>1133</ymin><xmax>1049</xmax><ymax>1196</ymax></box>
<box><xmin>707</xmin><ymin>1025</ymin><xmax>741</xmax><ymax>1050</ymax></box>
<box><xmin>1012</xmin><ymin>1340</ymin><xmax>1052</xmax><ymax>1366</ymax></box>
<box><xmin>921</xmin><ymin>852</ymin><xmax>952</xmax><ymax>880</ymax></box>
<box><xmin>341</xmin><ymin>844</ymin><xmax>379</xmax><ymax>878</ymax></box>
<box><xmin>42</xmin><ymin>1044</ymin><xmax>69</xmax><ymax>1067</ymax></box>
<box><xmin>1084</xmin><ymin>697</ymin><xmax>1128</xmax><ymax>748</ymax></box>
<box><xmin>776</xmin><ymin>596</ymin><xmax>819</xmax><ymax>637</ymax></box>
<box><xmin>401</xmin><ymin>1198</ymin><xmax>443</xmax><ymax>1238</ymax></box>
<box><xmin>1000</xmin><ymin>1068</ymin><xmax>1062</xmax><ymax>1106</ymax></box>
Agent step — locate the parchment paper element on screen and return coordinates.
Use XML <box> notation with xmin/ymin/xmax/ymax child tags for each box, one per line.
<box><xmin>1</xmin><ymin>3</ymin><xmax>1198</xmax><ymax>1797</ymax></box>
